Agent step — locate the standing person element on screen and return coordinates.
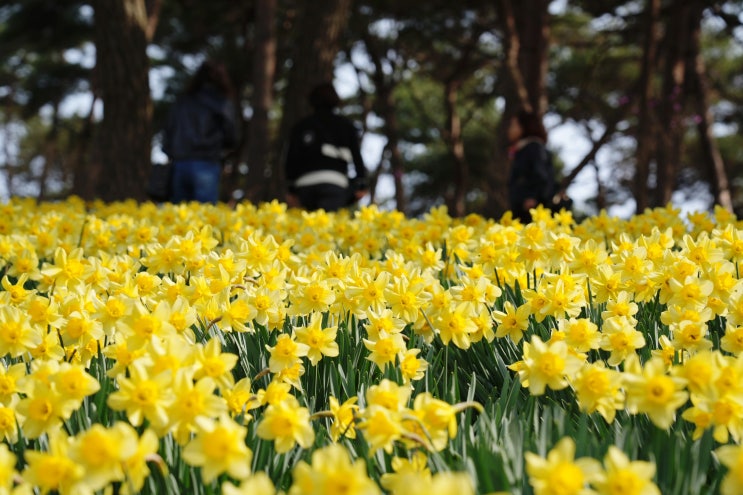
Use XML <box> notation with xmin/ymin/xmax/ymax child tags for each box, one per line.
<box><xmin>284</xmin><ymin>82</ymin><xmax>368</xmax><ymax>212</ymax></box>
<box><xmin>507</xmin><ymin>109</ymin><xmax>556</xmax><ymax>223</ymax></box>
<box><xmin>162</xmin><ymin>60</ymin><xmax>238</xmax><ymax>204</ymax></box>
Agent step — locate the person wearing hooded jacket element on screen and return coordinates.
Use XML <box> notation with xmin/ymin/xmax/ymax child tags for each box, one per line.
<box><xmin>507</xmin><ymin>109</ymin><xmax>557</xmax><ymax>223</ymax></box>
<box><xmin>284</xmin><ymin>82</ymin><xmax>369</xmax><ymax>211</ymax></box>
<box><xmin>162</xmin><ymin>60</ymin><xmax>238</xmax><ymax>204</ymax></box>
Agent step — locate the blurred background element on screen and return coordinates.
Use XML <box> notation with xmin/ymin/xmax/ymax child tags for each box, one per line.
<box><xmin>1</xmin><ymin>0</ymin><xmax>743</xmax><ymax>219</ymax></box>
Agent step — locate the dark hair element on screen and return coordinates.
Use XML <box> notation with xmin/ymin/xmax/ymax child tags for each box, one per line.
<box><xmin>308</xmin><ymin>82</ymin><xmax>341</xmax><ymax>110</ymax></box>
<box><xmin>515</xmin><ymin>110</ymin><xmax>547</xmax><ymax>142</ymax></box>
<box><xmin>186</xmin><ymin>60</ymin><xmax>234</xmax><ymax>98</ymax></box>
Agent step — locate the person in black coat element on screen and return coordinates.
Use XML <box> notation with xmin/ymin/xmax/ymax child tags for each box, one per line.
<box><xmin>284</xmin><ymin>83</ymin><xmax>368</xmax><ymax>212</ymax></box>
<box><xmin>162</xmin><ymin>60</ymin><xmax>238</xmax><ymax>204</ymax></box>
<box><xmin>507</xmin><ymin>110</ymin><xmax>556</xmax><ymax>223</ymax></box>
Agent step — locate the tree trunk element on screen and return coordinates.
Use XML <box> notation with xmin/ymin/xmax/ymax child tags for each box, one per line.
<box><xmin>634</xmin><ymin>0</ymin><xmax>661</xmax><ymax>214</ymax></box>
<box><xmin>93</xmin><ymin>0</ymin><xmax>152</xmax><ymax>202</ymax></box>
<box><xmin>444</xmin><ymin>80</ymin><xmax>468</xmax><ymax>217</ymax></box>
<box><xmin>362</xmin><ymin>31</ymin><xmax>405</xmax><ymax>212</ymax></box>
<box><xmin>275</xmin><ymin>0</ymin><xmax>352</xmax><ymax>200</ymax></box>
<box><xmin>514</xmin><ymin>0</ymin><xmax>550</xmax><ymax>115</ymax></box>
<box><xmin>655</xmin><ymin>0</ymin><xmax>692</xmax><ymax>207</ymax></box>
<box><xmin>495</xmin><ymin>0</ymin><xmax>533</xmax><ymax>113</ymax></box>
<box><xmin>688</xmin><ymin>1</ymin><xmax>733</xmax><ymax>212</ymax></box>
<box><xmin>243</xmin><ymin>0</ymin><xmax>277</xmax><ymax>204</ymax></box>
<box><xmin>38</xmin><ymin>102</ymin><xmax>60</xmax><ymax>202</ymax></box>
<box><xmin>70</xmin><ymin>94</ymin><xmax>98</xmax><ymax>200</ymax></box>
<box><xmin>485</xmin><ymin>0</ymin><xmax>551</xmax><ymax>219</ymax></box>
<box><xmin>379</xmin><ymin>87</ymin><xmax>406</xmax><ymax>213</ymax></box>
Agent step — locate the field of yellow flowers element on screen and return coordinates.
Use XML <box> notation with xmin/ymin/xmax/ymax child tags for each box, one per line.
<box><xmin>0</xmin><ymin>196</ymin><xmax>742</xmax><ymax>494</ymax></box>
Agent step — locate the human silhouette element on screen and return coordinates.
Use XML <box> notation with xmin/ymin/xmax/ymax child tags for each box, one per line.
<box><xmin>162</xmin><ymin>60</ymin><xmax>238</xmax><ymax>204</ymax></box>
<box><xmin>507</xmin><ymin>110</ymin><xmax>557</xmax><ymax>223</ymax></box>
<box><xmin>284</xmin><ymin>82</ymin><xmax>368</xmax><ymax>211</ymax></box>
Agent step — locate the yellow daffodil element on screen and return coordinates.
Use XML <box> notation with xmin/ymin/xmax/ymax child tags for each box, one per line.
<box><xmin>0</xmin><ymin>444</ymin><xmax>18</xmax><ymax>493</ymax></box>
<box><xmin>288</xmin><ymin>272</ymin><xmax>336</xmax><ymax>316</ymax></box>
<box><xmin>16</xmin><ymin>381</ymin><xmax>65</xmax><ymax>440</ymax></box>
<box><xmin>344</xmin><ymin>270</ymin><xmax>390</xmax><ymax>319</ymax></box>
<box><xmin>650</xmin><ymin>335</ymin><xmax>677</xmax><ymax>368</ymax></box>
<box><xmin>192</xmin><ymin>337</ymin><xmax>239</xmax><ymax>389</ymax></box>
<box><xmin>51</xmin><ymin>362</ymin><xmax>101</xmax><ymax>417</ymax></box>
<box><xmin>0</xmin><ymin>362</ymin><xmax>26</xmax><ymax>405</ymax></box>
<box><xmin>118</xmin><ymin>300</ymin><xmax>177</xmax><ymax>349</ymax></box>
<box><xmin>248</xmin><ymin>285</ymin><xmax>284</xmax><ymax>330</ymax></box>
<box><xmin>721</xmin><ymin>322</ymin><xmax>743</xmax><ymax>356</ymax></box>
<box><xmin>570</xmin><ymin>362</ymin><xmax>625</xmax><ymax>423</ymax></box>
<box><xmin>222</xmin><ymin>377</ymin><xmax>259</xmax><ymax>421</ymax></box>
<box><xmin>357</xmin><ymin>404</ymin><xmax>404</xmax><ymax>453</ymax></box>
<box><xmin>623</xmin><ymin>355</ymin><xmax>689</xmax><ymax>429</ymax></box>
<box><xmin>558</xmin><ymin>317</ymin><xmax>601</xmax><ymax>353</ymax></box>
<box><xmin>399</xmin><ymin>348</ymin><xmax>428</xmax><ymax>383</ymax></box>
<box><xmin>0</xmin><ymin>397</ymin><xmax>21</xmax><ymax>443</ymax></box>
<box><xmin>599</xmin><ymin>316</ymin><xmax>646</xmax><ymax>366</ymax></box>
<box><xmin>715</xmin><ymin>443</ymin><xmax>743</xmax><ymax>495</ymax></box>
<box><xmin>591</xmin><ymin>265</ymin><xmax>624</xmax><ymax>305</ymax></box>
<box><xmin>510</xmin><ymin>335</ymin><xmax>585</xmax><ymax>396</ymax></box>
<box><xmin>366</xmin><ymin>379</ymin><xmax>411</xmax><ymax>411</ymax></box>
<box><xmin>364</xmin><ymin>331</ymin><xmax>406</xmax><ymax>370</ymax></box>
<box><xmin>364</xmin><ymin>308</ymin><xmax>406</xmax><ymax>341</ymax></box>
<box><xmin>671</xmin><ymin>350</ymin><xmax>718</xmax><ymax>396</ymax></box>
<box><xmin>591</xmin><ymin>446</ymin><xmax>660</xmax><ymax>495</ymax></box>
<box><xmin>182</xmin><ymin>414</ymin><xmax>252</xmax><ymax>483</ymax></box>
<box><xmin>329</xmin><ymin>396</ymin><xmax>359</xmax><ymax>441</ymax></box>
<box><xmin>106</xmin><ymin>361</ymin><xmax>174</xmax><ymax>430</ymax></box>
<box><xmin>219</xmin><ymin>291</ymin><xmax>256</xmax><ymax>333</ymax></box>
<box><xmin>120</xmin><ymin>426</ymin><xmax>161</xmax><ymax>495</ymax></box>
<box><xmin>39</xmin><ymin>246</ymin><xmax>92</xmax><ymax>291</ymax></box>
<box><xmin>289</xmin><ymin>444</ymin><xmax>380</xmax><ymax>495</ymax></box>
<box><xmin>68</xmin><ymin>422</ymin><xmax>138</xmax><ymax>491</ymax></box>
<box><xmin>168</xmin><ymin>369</ymin><xmax>228</xmax><ymax>444</ymax></box>
<box><xmin>267</xmin><ymin>334</ymin><xmax>309</xmax><ymax>374</ymax></box>
<box><xmin>254</xmin><ymin>380</ymin><xmax>292</xmax><ymax>407</ymax></box>
<box><xmin>429</xmin><ymin>472</ymin><xmax>476</xmax><ymax>495</ymax></box>
<box><xmin>294</xmin><ymin>313</ymin><xmax>339</xmax><ymax>365</ymax></box>
<box><xmin>407</xmin><ymin>392</ymin><xmax>457</xmax><ymax>451</ymax></box>
<box><xmin>222</xmin><ymin>472</ymin><xmax>276</xmax><ymax>495</ymax></box>
<box><xmin>380</xmin><ymin>452</ymin><xmax>431</xmax><ymax>495</ymax></box>
<box><xmin>22</xmin><ymin>430</ymin><xmax>87</xmax><ymax>495</ymax></box>
<box><xmin>492</xmin><ymin>301</ymin><xmax>531</xmax><ymax>343</ymax></box>
<box><xmin>256</xmin><ymin>396</ymin><xmax>315</xmax><ymax>453</ymax></box>
<box><xmin>0</xmin><ymin>273</ymin><xmax>34</xmax><ymax>305</ymax></box>
<box><xmin>0</xmin><ymin>306</ymin><xmax>42</xmax><ymax>358</ymax></box>
<box><xmin>539</xmin><ymin>278</ymin><xmax>585</xmax><ymax>319</ymax></box>
<box><xmin>435</xmin><ymin>302</ymin><xmax>479</xmax><ymax>350</ymax></box>
<box><xmin>525</xmin><ymin>437</ymin><xmax>601</xmax><ymax>495</ymax></box>
<box><xmin>670</xmin><ymin>319</ymin><xmax>713</xmax><ymax>354</ymax></box>
<box><xmin>385</xmin><ymin>275</ymin><xmax>427</xmax><ymax>323</ymax></box>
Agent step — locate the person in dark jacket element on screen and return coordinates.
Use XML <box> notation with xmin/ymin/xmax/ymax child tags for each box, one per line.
<box><xmin>162</xmin><ymin>60</ymin><xmax>238</xmax><ymax>204</ymax></box>
<box><xmin>507</xmin><ymin>110</ymin><xmax>556</xmax><ymax>223</ymax></box>
<box><xmin>284</xmin><ymin>82</ymin><xmax>368</xmax><ymax>212</ymax></box>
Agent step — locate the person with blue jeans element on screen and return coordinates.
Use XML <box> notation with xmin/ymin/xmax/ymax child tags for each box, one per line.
<box><xmin>162</xmin><ymin>60</ymin><xmax>238</xmax><ymax>204</ymax></box>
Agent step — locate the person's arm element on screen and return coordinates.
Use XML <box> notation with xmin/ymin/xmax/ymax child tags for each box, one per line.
<box><xmin>284</xmin><ymin>126</ymin><xmax>302</xmax><ymax>186</ymax></box>
<box><xmin>348</xmin><ymin>122</ymin><xmax>368</xmax><ymax>197</ymax></box>
<box><xmin>161</xmin><ymin>106</ymin><xmax>176</xmax><ymax>159</ymax></box>
<box><xmin>220</xmin><ymin>100</ymin><xmax>239</xmax><ymax>152</ymax></box>
<box><xmin>523</xmin><ymin>142</ymin><xmax>553</xmax><ymax>206</ymax></box>
<box><xmin>533</xmin><ymin>145</ymin><xmax>555</xmax><ymax>203</ymax></box>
